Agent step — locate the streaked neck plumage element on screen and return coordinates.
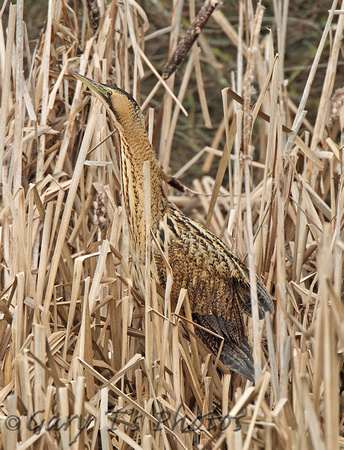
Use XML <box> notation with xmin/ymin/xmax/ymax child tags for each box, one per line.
<box><xmin>115</xmin><ymin>104</ymin><xmax>168</xmax><ymax>263</ymax></box>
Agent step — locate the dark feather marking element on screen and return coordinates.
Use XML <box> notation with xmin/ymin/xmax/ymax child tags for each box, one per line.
<box><xmin>193</xmin><ymin>313</ymin><xmax>254</xmax><ymax>382</ymax></box>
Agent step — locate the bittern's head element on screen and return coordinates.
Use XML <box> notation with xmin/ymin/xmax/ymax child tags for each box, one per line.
<box><xmin>71</xmin><ymin>72</ymin><xmax>144</xmax><ymax>134</ymax></box>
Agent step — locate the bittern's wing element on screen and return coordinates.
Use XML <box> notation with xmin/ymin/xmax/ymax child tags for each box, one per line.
<box><xmin>229</xmin><ymin>254</ymin><xmax>274</xmax><ymax>320</ymax></box>
<box><xmin>153</xmin><ymin>205</ymin><xmax>273</xmax><ymax>380</ymax></box>
<box><xmin>156</xmin><ymin>236</ymin><xmax>255</xmax><ymax>379</ymax></box>
<box><xmin>160</xmin><ymin>204</ymin><xmax>273</xmax><ymax>320</ymax></box>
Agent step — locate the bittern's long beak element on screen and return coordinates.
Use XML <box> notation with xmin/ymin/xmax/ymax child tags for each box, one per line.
<box><xmin>70</xmin><ymin>71</ymin><xmax>111</xmax><ymax>103</ymax></box>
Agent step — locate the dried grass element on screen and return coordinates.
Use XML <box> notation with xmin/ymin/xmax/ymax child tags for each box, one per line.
<box><xmin>0</xmin><ymin>0</ymin><xmax>344</xmax><ymax>448</ymax></box>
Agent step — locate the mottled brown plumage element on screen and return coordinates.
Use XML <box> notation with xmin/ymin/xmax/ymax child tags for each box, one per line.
<box><xmin>72</xmin><ymin>72</ymin><xmax>274</xmax><ymax>381</ymax></box>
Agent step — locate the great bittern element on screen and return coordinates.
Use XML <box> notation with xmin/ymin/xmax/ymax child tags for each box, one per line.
<box><xmin>72</xmin><ymin>72</ymin><xmax>274</xmax><ymax>381</ymax></box>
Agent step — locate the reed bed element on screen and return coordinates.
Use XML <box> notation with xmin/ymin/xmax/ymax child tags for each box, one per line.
<box><xmin>0</xmin><ymin>0</ymin><xmax>344</xmax><ymax>448</ymax></box>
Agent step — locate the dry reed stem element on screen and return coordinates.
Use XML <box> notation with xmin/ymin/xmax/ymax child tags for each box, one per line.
<box><xmin>0</xmin><ymin>0</ymin><xmax>344</xmax><ymax>448</ymax></box>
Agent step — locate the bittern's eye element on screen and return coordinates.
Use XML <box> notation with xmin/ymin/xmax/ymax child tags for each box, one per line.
<box><xmin>107</xmin><ymin>92</ymin><xmax>111</xmax><ymax>98</ymax></box>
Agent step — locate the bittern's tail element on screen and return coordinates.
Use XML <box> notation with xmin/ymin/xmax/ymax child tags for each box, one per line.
<box><xmin>219</xmin><ymin>338</ymin><xmax>254</xmax><ymax>382</ymax></box>
<box><xmin>193</xmin><ymin>313</ymin><xmax>254</xmax><ymax>382</ymax></box>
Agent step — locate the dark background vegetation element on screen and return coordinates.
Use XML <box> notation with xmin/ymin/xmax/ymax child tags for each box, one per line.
<box><xmin>7</xmin><ymin>0</ymin><xmax>344</xmax><ymax>178</ymax></box>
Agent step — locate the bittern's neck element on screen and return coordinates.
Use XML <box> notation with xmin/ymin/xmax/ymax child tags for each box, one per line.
<box><xmin>119</xmin><ymin>126</ymin><xmax>167</xmax><ymax>259</ymax></box>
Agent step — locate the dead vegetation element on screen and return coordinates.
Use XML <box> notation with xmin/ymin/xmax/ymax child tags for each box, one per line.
<box><xmin>0</xmin><ymin>0</ymin><xmax>344</xmax><ymax>448</ymax></box>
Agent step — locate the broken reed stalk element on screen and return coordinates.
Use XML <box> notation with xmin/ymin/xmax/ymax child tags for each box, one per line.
<box><xmin>0</xmin><ymin>0</ymin><xmax>343</xmax><ymax>448</ymax></box>
<box><xmin>162</xmin><ymin>0</ymin><xmax>220</xmax><ymax>80</ymax></box>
